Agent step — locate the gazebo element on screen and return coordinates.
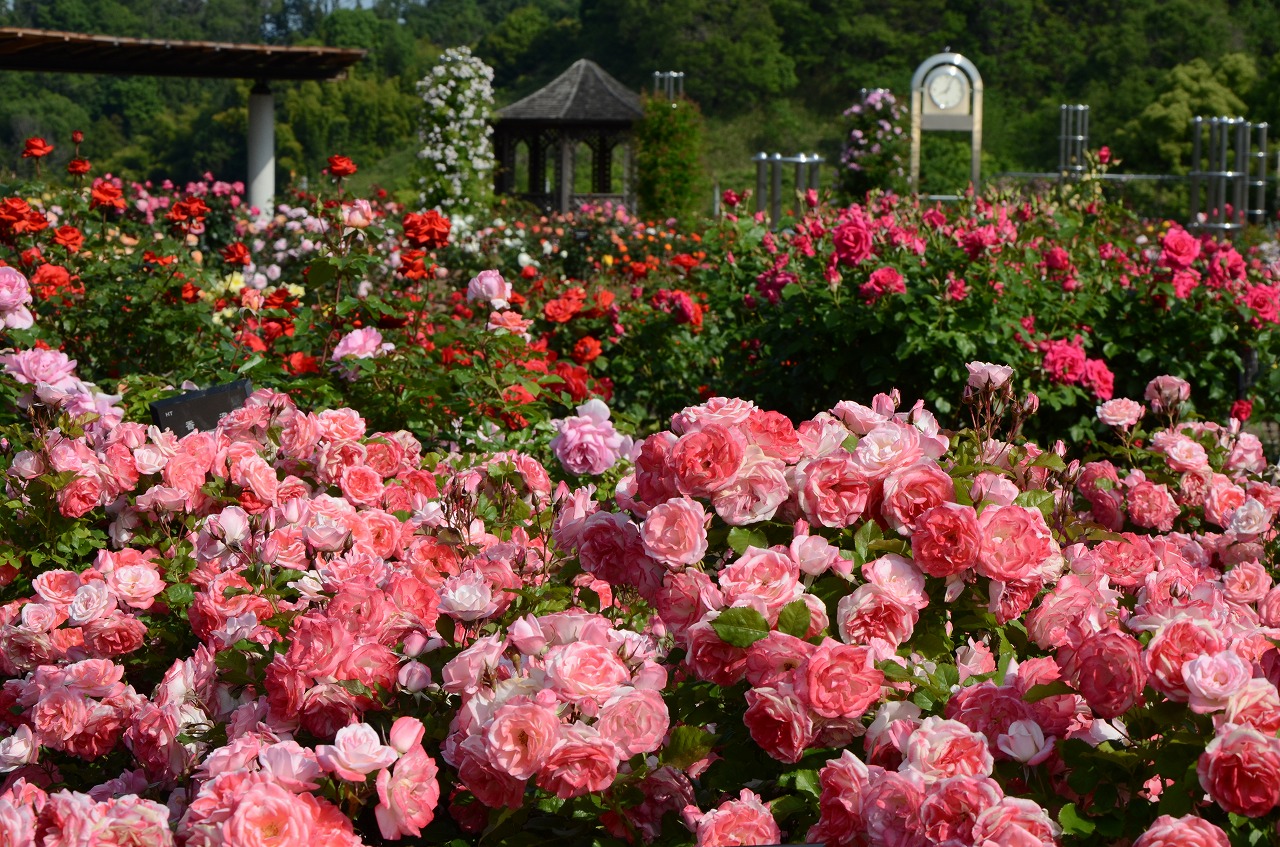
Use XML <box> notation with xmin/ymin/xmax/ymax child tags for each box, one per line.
<box><xmin>0</xmin><ymin>27</ymin><xmax>365</xmax><ymax>213</ymax></box>
<box><xmin>492</xmin><ymin>59</ymin><xmax>643</xmax><ymax>213</ymax></box>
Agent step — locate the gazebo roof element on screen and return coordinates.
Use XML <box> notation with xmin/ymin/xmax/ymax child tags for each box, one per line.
<box><xmin>0</xmin><ymin>27</ymin><xmax>365</xmax><ymax>80</ymax></box>
<box><xmin>496</xmin><ymin>59</ymin><xmax>642</xmax><ymax>124</ymax></box>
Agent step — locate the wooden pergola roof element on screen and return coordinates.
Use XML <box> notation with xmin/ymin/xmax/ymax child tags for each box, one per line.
<box><xmin>496</xmin><ymin>59</ymin><xmax>642</xmax><ymax>125</ymax></box>
<box><xmin>0</xmin><ymin>27</ymin><xmax>365</xmax><ymax>80</ymax></box>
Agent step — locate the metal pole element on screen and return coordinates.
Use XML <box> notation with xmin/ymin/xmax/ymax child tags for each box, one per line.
<box><xmin>1253</xmin><ymin>123</ymin><xmax>1268</xmax><ymax>223</ymax></box>
<box><xmin>1233</xmin><ymin>118</ymin><xmax>1249</xmax><ymax>232</ymax></box>
<box><xmin>770</xmin><ymin>152</ymin><xmax>783</xmax><ymax>225</ymax></box>
<box><xmin>1189</xmin><ymin>116</ymin><xmax>1202</xmax><ymax>229</ymax></box>
<box><xmin>794</xmin><ymin>153</ymin><xmax>807</xmax><ymax>198</ymax></box>
<box><xmin>247</xmin><ymin>80</ymin><xmax>275</xmax><ymax>215</ymax></box>
<box><xmin>754</xmin><ymin>152</ymin><xmax>768</xmax><ymax>215</ymax></box>
<box><xmin>1058</xmin><ymin>105</ymin><xmax>1067</xmax><ymax>178</ymax></box>
<box><xmin>809</xmin><ymin>155</ymin><xmax>822</xmax><ymax>192</ymax></box>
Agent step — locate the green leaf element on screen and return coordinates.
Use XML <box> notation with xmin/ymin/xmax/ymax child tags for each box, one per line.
<box><xmin>165</xmin><ymin>583</ymin><xmax>195</xmax><ymax>607</ymax></box>
<box><xmin>436</xmin><ymin>615</ymin><xmax>457</xmax><ymax>646</ymax></box>
<box><xmin>853</xmin><ymin>519</ymin><xmax>882</xmax><ymax>561</ymax></box>
<box><xmin>1013</xmin><ymin>489</ymin><xmax>1056</xmax><ymax>520</ymax></box>
<box><xmin>661</xmin><ymin>725</ymin><xmax>717</xmax><ymax>770</ymax></box>
<box><xmin>1023</xmin><ymin>680</ymin><xmax>1077</xmax><ymax>702</ymax></box>
<box><xmin>1058</xmin><ymin>802</ymin><xmax>1095</xmax><ymax>836</ymax></box>
<box><xmin>711</xmin><ymin>607</ymin><xmax>771</xmax><ymax>647</ymax></box>
<box><xmin>307</xmin><ymin>259</ymin><xmax>337</xmax><ymax>286</ymax></box>
<box><xmin>726</xmin><ymin>526</ymin><xmax>768</xmax><ymax>556</ymax></box>
<box><xmin>776</xmin><ymin>600</ymin><xmax>811</xmax><ymax>638</ymax></box>
<box><xmin>1029</xmin><ymin>452</ymin><xmax>1067</xmax><ymax>472</ymax></box>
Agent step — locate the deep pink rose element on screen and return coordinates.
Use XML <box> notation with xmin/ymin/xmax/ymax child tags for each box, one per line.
<box><xmin>832</xmin><ymin>220</ymin><xmax>873</xmax><ymax>266</ymax></box>
<box><xmin>1198</xmin><ymin>724</ymin><xmax>1280</xmax><ymax>817</ymax></box>
<box><xmin>1160</xmin><ymin>226</ymin><xmax>1202</xmax><ymax>270</ymax></box>
<box><xmin>1133</xmin><ymin>815</ymin><xmax>1230</xmax><ymax>847</ymax></box>
<box><xmin>670</xmin><ymin>424</ymin><xmax>745</xmax><ymax>498</ymax></box>
<box><xmin>880</xmin><ymin>460</ymin><xmax>955</xmax><ymax>534</ymax></box>
<box><xmin>975</xmin><ymin>505</ymin><xmax>1055</xmax><ymax>583</ymax></box>
<box><xmin>797</xmin><ymin>451</ymin><xmax>871</xmax><ymax>528</ymax></box>
<box><xmin>912</xmin><ymin>502</ymin><xmax>981</xmax><ymax>577</ymax></box>
<box><xmin>795</xmin><ymin>640</ymin><xmax>884</xmax><ymax>718</ymax></box>
<box><xmin>743</xmin><ymin>684</ymin><xmax>814</xmax><ymax>763</ymax></box>
<box><xmin>694</xmin><ymin>789</ymin><xmax>782</xmax><ymax>847</ymax></box>
<box><xmin>1067</xmin><ymin>628</ymin><xmax>1145</xmax><ymax>719</ymax></box>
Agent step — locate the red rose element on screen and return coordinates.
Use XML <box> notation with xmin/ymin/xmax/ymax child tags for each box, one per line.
<box><xmin>1231</xmin><ymin>399</ymin><xmax>1254</xmax><ymax>422</ymax></box>
<box><xmin>221</xmin><ymin>242</ymin><xmax>251</xmax><ymax>266</ymax></box>
<box><xmin>53</xmin><ymin>226</ymin><xmax>83</xmax><ymax>253</ymax></box>
<box><xmin>66</xmin><ymin>158</ymin><xmax>91</xmax><ymax>176</ymax></box>
<box><xmin>90</xmin><ymin>181</ymin><xmax>126</xmax><ymax>211</ymax></box>
<box><xmin>572</xmin><ymin>336</ymin><xmax>602</xmax><ymax>364</ymax></box>
<box><xmin>402</xmin><ymin>210</ymin><xmax>451</xmax><ymax>249</ymax></box>
<box><xmin>71</xmin><ymin>130</ymin><xmax>84</xmax><ymax>144</ymax></box>
<box><xmin>328</xmin><ymin>155</ymin><xmax>358</xmax><ymax>177</ymax></box>
<box><xmin>22</xmin><ymin>137</ymin><xmax>53</xmax><ymax>159</ymax></box>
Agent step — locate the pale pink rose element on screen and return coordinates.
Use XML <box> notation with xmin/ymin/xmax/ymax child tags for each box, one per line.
<box><xmin>1228</xmin><ymin>498</ymin><xmax>1271</xmax><ymax>539</ymax></box>
<box><xmin>100</xmin><ymin>795</ymin><xmax>175</xmax><ymax>846</ymax></box>
<box><xmin>1227</xmin><ymin>433</ymin><xmax>1268</xmax><ymax>474</ymax></box>
<box><xmin>694</xmin><ymin>788</ymin><xmax>781</xmax><ymax>847</ymax></box>
<box><xmin>9</xmin><ymin>449</ymin><xmax>45</xmax><ymax>479</ymax></box>
<box><xmin>0</xmin><ymin>266</ymin><xmax>34</xmax><ymax>329</ymax></box>
<box><xmin>831</xmin><ymin>399</ymin><xmax>889</xmax><ymax>435</ymax></box>
<box><xmin>965</xmin><ymin>361</ymin><xmax>1013</xmax><ymax>390</ymax></box>
<box><xmin>466</xmin><ymin>269</ymin><xmax>511</xmax><ymax>308</ymax></box>
<box><xmin>484</xmin><ymin>700</ymin><xmax>559</xmax><ymax>779</ymax></box>
<box><xmin>970</xmin><ymin>797</ymin><xmax>1059</xmax><ymax>845</ymax></box>
<box><xmin>995</xmin><ymin>719</ymin><xmax>1055</xmax><ymax>765</ymax></box>
<box><xmin>835</xmin><ymin>584</ymin><xmax>917</xmax><ymax>650</ymax></box>
<box><xmin>596</xmin><ymin>688</ymin><xmax>669</xmax><ymax>756</ymax></box>
<box><xmin>0</xmin><ymin>725</ymin><xmax>37</xmax><ymax>772</ymax></box>
<box><xmin>903</xmin><ymin>717</ymin><xmax>994</xmax><ymax>783</ymax></box>
<box><xmin>862</xmin><ymin>553</ymin><xmax>927</xmax><ymax>610</ymax></box>
<box><xmin>535</xmin><ymin>724</ymin><xmax>620</xmax><ymax>799</ymax></box>
<box><xmin>316</xmin><ymin>722</ymin><xmax>401</xmax><ymax>782</ymax></box>
<box><xmin>258</xmin><ymin>740</ymin><xmax>322</xmax><ymax>791</ymax></box>
<box><xmin>670</xmin><ymin>424</ymin><xmax>745</xmax><ymax>497</ymax></box>
<box><xmin>440</xmin><ymin>634</ymin><xmax>505</xmax><ymax>696</ymax></box>
<box><xmin>742</xmin><ymin>684</ymin><xmax>814</xmax><ymax>764</ymax></box>
<box><xmin>1132</xmin><ymin>814</ymin><xmax>1230</xmax><ymax>847</ymax></box>
<box><xmin>1153</xmin><ymin>432</ymin><xmax>1210</xmax><ymax>472</ymax></box>
<box><xmin>976</xmin><ymin>505</ymin><xmax>1055</xmax><ymax>583</ymax></box>
<box><xmin>551</xmin><ymin>400</ymin><xmax>631</xmax><ymax>476</ymax></box>
<box><xmin>389</xmin><ymin>717</ymin><xmax>426</xmax><ymax>755</ymax></box>
<box><xmin>859</xmin><ymin>769</ymin><xmax>927</xmax><ymax>845</ymax></box>
<box><xmin>437</xmin><ymin>569</ymin><xmax>495</xmax><ymax>621</ymax></box>
<box><xmin>795</xmin><ymin>640</ymin><xmax>883</xmax><ymax>718</ymax></box>
<box><xmin>1097</xmin><ymin>398</ymin><xmax>1143</xmax><ymax>428</ymax></box>
<box><xmin>1184</xmin><ymin>650</ymin><xmax>1253</xmax><ymax>714</ymax></box>
<box><xmin>343</xmin><ymin>198</ymin><xmax>374</xmax><ymax>228</ymax></box>
<box><xmin>1224</xmin><ymin>560</ymin><xmax>1272</xmax><ymax>604</ymax></box>
<box><xmin>1224</xmin><ymin>679</ymin><xmax>1280</xmax><ymax>735</ymax></box>
<box><xmin>375</xmin><ymin>745</ymin><xmax>440</xmax><ymax>839</ymax></box>
<box><xmin>670</xmin><ymin>396</ymin><xmax>756</xmax><ymax>434</ymax></box>
<box><xmin>970</xmin><ymin>471</ymin><xmax>1019</xmax><ymax>506</ymax></box>
<box><xmin>797</xmin><ymin>413</ymin><xmax>854</xmax><ymax>458</ymax></box>
<box><xmin>66</xmin><ymin>580</ymin><xmax>113</xmax><ymax>626</ymax></box>
<box><xmin>711</xmin><ymin>446</ymin><xmax>789</xmax><ymax>525</ymax></box>
<box><xmin>641</xmin><ymin>497</ymin><xmax>709</xmax><ymax>567</ymax></box>
<box><xmin>880</xmin><ymin>460</ymin><xmax>955</xmax><ymax>534</ymax></box>
<box><xmin>912</xmin><ymin>503</ymin><xmax>981</xmax><ymax>577</ymax></box>
<box><xmin>544</xmin><ymin>641</ymin><xmax>631</xmax><ymax>703</ymax></box>
<box><xmin>223</xmin><ymin>780</ymin><xmax>315</xmax><ymax>847</ymax></box>
<box><xmin>104</xmin><ymin>563</ymin><xmax>164</xmax><ymax>610</ymax></box>
<box><xmin>315</xmin><ymin>407</ymin><xmax>367</xmax><ymax>441</ymax></box>
<box><xmin>795</xmin><ymin>450</ymin><xmax>871</xmax><ymax>528</ymax></box>
<box><xmin>2</xmin><ymin>347</ymin><xmax>77</xmax><ymax>387</ymax></box>
<box><xmin>852</xmin><ymin>421</ymin><xmax>923</xmax><ymax>479</ymax></box>
<box><xmin>718</xmin><ymin>546</ymin><xmax>802</xmax><ymax>620</ymax></box>
<box><xmin>789</xmin><ymin>528</ymin><xmax>847</xmax><ymax>578</ymax></box>
<box><xmin>1198</xmin><ymin>723</ymin><xmax>1280</xmax><ymax>816</ymax></box>
<box><xmin>331</xmin><ymin>326</ymin><xmax>392</xmax><ymax>361</ymax></box>
<box><xmin>1145</xmin><ymin>375</ymin><xmax>1191</xmax><ymax>413</ymax></box>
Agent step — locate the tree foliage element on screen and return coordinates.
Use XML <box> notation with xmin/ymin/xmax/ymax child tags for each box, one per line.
<box><xmin>634</xmin><ymin>93</ymin><xmax>708</xmax><ymax>222</ymax></box>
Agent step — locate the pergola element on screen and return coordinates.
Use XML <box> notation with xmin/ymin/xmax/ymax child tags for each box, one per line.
<box><xmin>493</xmin><ymin>59</ymin><xmax>643</xmax><ymax>213</ymax></box>
<box><xmin>0</xmin><ymin>27</ymin><xmax>366</xmax><ymax>212</ymax></box>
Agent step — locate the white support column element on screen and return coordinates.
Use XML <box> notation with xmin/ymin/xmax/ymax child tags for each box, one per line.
<box><xmin>247</xmin><ymin>80</ymin><xmax>275</xmax><ymax>216</ymax></box>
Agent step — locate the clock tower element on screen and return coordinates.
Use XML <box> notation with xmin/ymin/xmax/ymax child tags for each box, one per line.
<box><xmin>909</xmin><ymin>52</ymin><xmax>983</xmax><ymax>192</ymax></box>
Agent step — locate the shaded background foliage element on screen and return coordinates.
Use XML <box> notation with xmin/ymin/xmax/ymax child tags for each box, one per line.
<box><xmin>2</xmin><ymin>0</ymin><xmax>1280</xmax><ymax>200</ymax></box>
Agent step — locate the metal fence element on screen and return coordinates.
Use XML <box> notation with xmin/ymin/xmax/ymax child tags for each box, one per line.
<box><xmin>1188</xmin><ymin>116</ymin><xmax>1269</xmax><ymax>236</ymax></box>
<box><xmin>753</xmin><ymin>152</ymin><xmax>824</xmax><ymax>228</ymax></box>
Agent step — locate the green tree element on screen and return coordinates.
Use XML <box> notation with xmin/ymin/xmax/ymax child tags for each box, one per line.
<box><xmin>634</xmin><ymin>92</ymin><xmax>708</xmax><ymax>222</ymax></box>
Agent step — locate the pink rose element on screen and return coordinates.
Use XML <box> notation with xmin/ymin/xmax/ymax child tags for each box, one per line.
<box><xmin>880</xmin><ymin>460</ymin><xmax>954</xmax><ymax>534</ymax></box>
<box><xmin>1066</xmin><ymin>628</ymin><xmax>1145</xmax><ymax>719</ymax></box>
<box><xmin>711</xmin><ymin>447</ymin><xmax>788</xmax><ymax>525</ymax></box>
<box><xmin>0</xmin><ymin>267</ymin><xmax>33</xmax><ymax>329</ymax></box>
<box><xmin>694</xmin><ymin>789</ymin><xmax>782</xmax><ymax>847</ymax></box>
<box><xmin>903</xmin><ymin>717</ymin><xmax>994</xmax><ymax>782</ymax></box>
<box><xmin>1127</xmin><ymin>480</ymin><xmax>1179</xmax><ymax>531</ymax></box>
<box><xmin>836</xmin><ymin>584</ymin><xmax>917</xmax><ymax>651</ymax></box>
<box><xmin>484</xmin><ymin>700</ymin><xmax>559</xmax><ymax>779</ymax></box>
<box><xmin>970</xmin><ymin>797</ymin><xmax>1059</xmax><ymax>845</ymax></box>
<box><xmin>58</xmin><ymin>472</ymin><xmax>104</xmax><ymax>518</ymax></box>
<box><xmin>1198</xmin><ymin>724</ymin><xmax>1280</xmax><ymax>816</ymax></box>
<box><xmin>223</xmin><ymin>780</ymin><xmax>315</xmax><ymax>847</ymax></box>
<box><xmin>466</xmin><ymin>269</ymin><xmax>512</xmax><ymax>308</ymax></box>
<box><xmin>919</xmin><ymin>775</ymin><xmax>1003</xmax><ymax>845</ymax></box>
<box><xmin>683</xmin><ymin>621</ymin><xmax>749</xmax><ymax>686</ymax></box>
<box><xmin>375</xmin><ymin>745</ymin><xmax>440</xmax><ymax>839</ymax></box>
<box><xmin>1145</xmin><ymin>617</ymin><xmax>1228</xmax><ymax>701</ymax></box>
<box><xmin>717</xmin><ymin>546</ymin><xmax>802</xmax><ymax>621</ymax></box>
<box><xmin>796</xmin><ymin>451</ymin><xmax>871</xmax><ymax>528</ymax></box>
<box><xmin>550</xmin><ymin>400</ymin><xmax>631</xmax><ymax>475</ymax></box>
<box><xmin>597</xmin><ymin>688</ymin><xmax>669</xmax><ymax>756</ymax></box>
<box><xmin>331</xmin><ymin>327</ymin><xmax>392</xmax><ymax>361</ymax></box>
<box><xmin>832</xmin><ymin>220</ymin><xmax>873</xmax><ymax>266</ymax></box>
<box><xmin>1145</xmin><ymin>375</ymin><xmax>1191</xmax><ymax>413</ymax></box>
<box><xmin>1133</xmin><ymin>815</ymin><xmax>1230</xmax><ymax>847</ymax></box>
<box><xmin>1224</xmin><ymin>679</ymin><xmax>1280</xmax><ymax>735</ymax></box>
<box><xmin>2</xmin><ymin>348</ymin><xmax>77</xmax><ymax>387</ymax></box>
<box><xmin>975</xmin><ymin>505</ymin><xmax>1055</xmax><ymax>583</ymax></box>
<box><xmin>544</xmin><ymin>641</ymin><xmax>631</xmax><ymax>703</ymax></box>
<box><xmin>316</xmin><ymin>723</ymin><xmax>400</xmax><ymax>782</ymax></box>
<box><xmin>912</xmin><ymin>503</ymin><xmax>981</xmax><ymax>577</ymax></box>
<box><xmin>104</xmin><ymin>563</ymin><xmax>164</xmax><ymax>610</ymax></box>
<box><xmin>535</xmin><ymin>725</ymin><xmax>619</xmax><ymax>799</ymax></box>
<box><xmin>1160</xmin><ymin>227</ymin><xmax>1201</xmax><ymax>270</ymax></box>
<box><xmin>852</xmin><ymin>422</ymin><xmax>923</xmax><ymax>479</ymax></box>
<box><xmin>1096</xmin><ymin>398</ymin><xmax>1143</xmax><ymax>428</ymax></box>
<box><xmin>965</xmin><ymin>362</ymin><xmax>1013</xmax><ymax>391</ymax></box>
<box><xmin>795</xmin><ymin>640</ymin><xmax>884</xmax><ymax>718</ymax></box>
<box><xmin>641</xmin><ymin>497</ymin><xmax>709</xmax><ymax>568</ymax></box>
<box><xmin>1184</xmin><ymin>650</ymin><xmax>1252</xmax><ymax>714</ymax></box>
<box><xmin>670</xmin><ymin>424</ymin><xmax>745</xmax><ymax>498</ymax></box>
<box><xmin>743</xmin><ymin>684</ymin><xmax>814</xmax><ymax>763</ymax></box>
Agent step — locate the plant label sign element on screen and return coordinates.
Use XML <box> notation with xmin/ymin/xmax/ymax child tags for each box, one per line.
<box><xmin>149</xmin><ymin>380</ymin><xmax>253</xmax><ymax>434</ymax></box>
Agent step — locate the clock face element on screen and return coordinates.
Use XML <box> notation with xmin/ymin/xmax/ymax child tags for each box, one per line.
<box><xmin>927</xmin><ymin>70</ymin><xmax>965</xmax><ymax>110</ymax></box>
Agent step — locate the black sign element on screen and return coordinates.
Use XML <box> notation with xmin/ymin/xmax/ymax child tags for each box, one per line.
<box><xmin>149</xmin><ymin>380</ymin><xmax>253</xmax><ymax>434</ymax></box>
